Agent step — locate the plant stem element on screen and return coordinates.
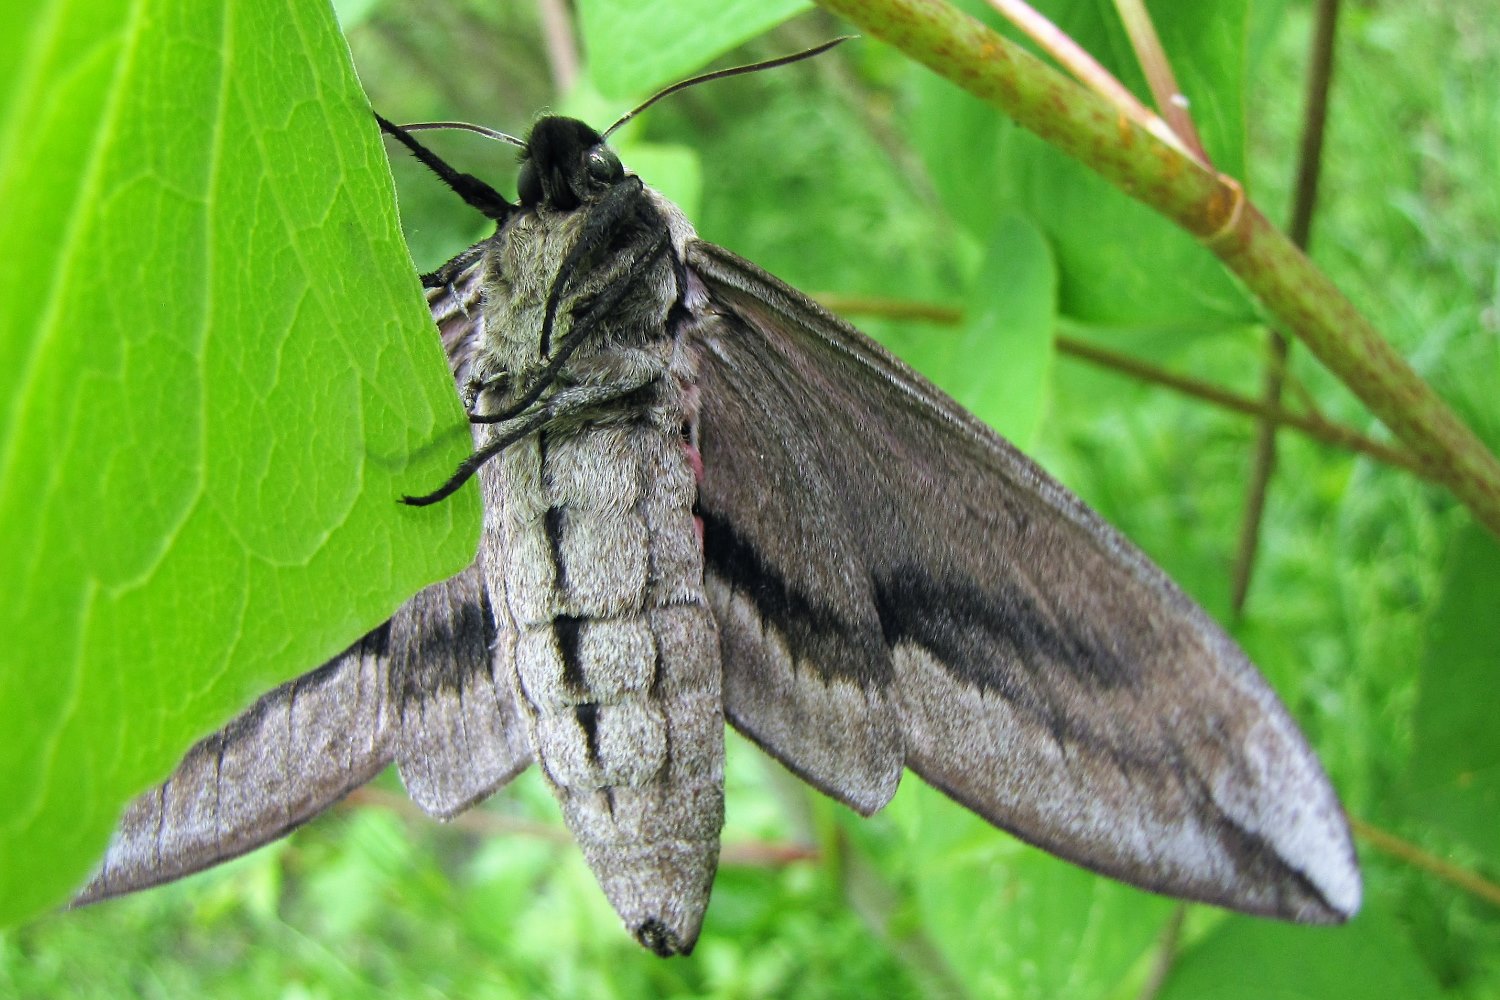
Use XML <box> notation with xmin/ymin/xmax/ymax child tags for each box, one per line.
<box><xmin>1231</xmin><ymin>332</ymin><xmax>1289</xmax><ymax>613</ymax></box>
<box><xmin>535</xmin><ymin>0</ymin><xmax>580</xmax><ymax>94</ymax></box>
<box><xmin>1056</xmin><ymin>334</ymin><xmax>1431</xmax><ymax>475</ymax></box>
<box><xmin>813</xmin><ymin>0</ymin><xmax>1500</xmax><ymax>537</ymax></box>
<box><xmin>982</xmin><ymin>0</ymin><xmax>1191</xmax><ymax>159</ymax></box>
<box><xmin>1231</xmin><ymin>0</ymin><xmax>1342</xmax><ymax>615</ymax></box>
<box><xmin>1113</xmin><ymin>0</ymin><xmax>1208</xmax><ymax>162</ymax></box>
<box><xmin>815</xmin><ymin>291</ymin><xmax>1431</xmax><ymax>475</ymax></box>
<box><xmin>1353</xmin><ymin>817</ymin><xmax>1500</xmax><ymax>909</ymax></box>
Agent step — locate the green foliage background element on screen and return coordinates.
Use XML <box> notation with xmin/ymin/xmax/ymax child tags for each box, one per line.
<box><xmin>0</xmin><ymin>0</ymin><xmax>480</xmax><ymax>924</ymax></box>
<box><xmin>3</xmin><ymin>0</ymin><xmax>1498</xmax><ymax>996</ymax></box>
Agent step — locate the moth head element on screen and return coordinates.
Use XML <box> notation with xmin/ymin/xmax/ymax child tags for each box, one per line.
<box><xmin>377</xmin><ymin>40</ymin><xmax>848</xmax><ymax>223</ymax></box>
<box><xmin>518</xmin><ymin>117</ymin><xmax>626</xmax><ymax>212</ymax></box>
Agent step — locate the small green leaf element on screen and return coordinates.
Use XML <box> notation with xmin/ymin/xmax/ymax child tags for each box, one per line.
<box><xmin>887</xmin><ymin>781</ymin><xmax>1173</xmax><ymax>998</ymax></box>
<box><xmin>1406</xmin><ymin>521</ymin><xmax>1500</xmax><ymax>858</ymax></box>
<box><xmin>617</xmin><ymin>143</ymin><xmax>704</xmax><ymax>221</ymax></box>
<box><xmin>908</xmin><ymin>0</ymin><xmax>1255</xmax><ymax>330</ymax></box>
<box><xmin>1159</xmin><ymin>910</ymin><xmax>1443</xmax><ymax>1000</ymax></box>
<box><xmin>912</xmin><ymin>212</ymin><xmax>1056</xmax><ymax>449</ymax></box>
<box><xmin>0</xmin><ymin>0</ymin><xmax>478</xmax><ymax>924</ymax></box>
<box><xmin>577</xmin><ymin>0</ymin><xmax>813</xmax><ymax>98</ymax></box>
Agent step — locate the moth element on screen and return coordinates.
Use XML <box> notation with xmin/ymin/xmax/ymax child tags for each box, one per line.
<box><xmin>77</xmin><ymin>43</ymin><xmax>1360</xmax><ymax>956</ymax></box>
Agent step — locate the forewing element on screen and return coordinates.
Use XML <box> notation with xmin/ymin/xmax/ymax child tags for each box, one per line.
<box><xmin>405</xmin><ymin>244</ymin><xmax>539</xmax><ymax>815</ymax></box>
<box><xmin>684</xmin><ymin>240</ymin><xmax>1359</xmax><ymax>923</ymax></box>
<box><xmin>75</xmin><ymin>619</ymin><xmax>395</xmax><ymax>904</ymax></box>
<box><xmin>427</xmin><ymin>245</ymin><xmax>489</xmax><ymax>388</ymax></box>
<box><xmin>77</xmin><ymin>563</ymin><xmax>528</xmax><ymax>903</ymax></box>
<box><xmin>390</xmin><ymin>567</ymin><xmax>531</xmax><ymax>818</ymax></box>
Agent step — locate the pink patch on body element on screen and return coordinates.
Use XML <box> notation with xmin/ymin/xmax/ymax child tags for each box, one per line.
<box><xmin>682</xmin><ymin>435</ymin><xmax>705</xmax><ymax>549</ymax></box>
<box><xmin>681</xmin><ymin>438</ymin><xmax>704</xmax><ymax>482</ymax></box>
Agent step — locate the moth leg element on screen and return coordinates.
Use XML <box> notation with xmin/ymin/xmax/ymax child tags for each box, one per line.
<box><xmin>473</xmin><ymin>232</ymin><xmax>672</xmax><ymax>427</ymax></box>
<box><xmin>462</xmin><ymin>366</ymin><xmax>511</xmax><ymax>412</ymax></box>
<box><xmin>538</xmin><ymin>177</ymin><xmax>655</xmax><ymax>356</ymax></box>
<box><xmin>421</xmin><ymin>242</ymin><xmax>488</xmax><ymax>288</ymax></box>
<box><xmin>403</xmin><ymin>351</ymin><xmax>668</xmax><ymax>507</ymax></box>
<box><xmin>520</xmin><ymin>348</ymin><xmax>668</xmax><ymax>429</ymax></box>
<box><xmin>482</xmin><ymin>346</ymin><xmax>666</xmax><ymax>425</ymax></box>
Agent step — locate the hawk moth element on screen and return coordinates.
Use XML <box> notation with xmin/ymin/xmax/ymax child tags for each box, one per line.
<box><xmin>77</xmin><ymin>47</ymin><xmax>1361</xmax><ymax>957</ymax></box>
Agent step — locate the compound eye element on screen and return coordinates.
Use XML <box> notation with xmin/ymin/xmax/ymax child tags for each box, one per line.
<box><xmin>584</xmin><ymin>145</ymin><xmax>622</xmax><ymax>182</ymax></box>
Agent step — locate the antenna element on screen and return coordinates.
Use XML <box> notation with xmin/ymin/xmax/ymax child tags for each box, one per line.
<box><xmin>603</xmin><ymin>36</ymin><xmax>853</xmax><ymax>139</ymax></box>
<box><xmin>374</xmin><ymin>113</ymin><xmax>515</xmax><ymax>220</ymax></box>
<box><xmin>395</xmin><ymin>121</ymin><xmax>527</xmax><ymax>148</ymax></box>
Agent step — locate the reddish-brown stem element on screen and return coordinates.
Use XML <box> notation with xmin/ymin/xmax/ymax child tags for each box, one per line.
<box><xmin>1231</xmin><ymin>0</ymin><xmax>1342</xmax><ymax>615</ymax></box>
<box><xmin>814</xmin><ymin>291</ymin><xmax>1432</xmax><ymax>476</ymax></box>
<box><xmin>1352</xmin><ymin>817</ymin><xmax>1500</xmax><ymax>910</ymax></box>
<box><xmin>1113</xmin><ymin>0</ymin><xmax>1209</xmax><ymax>162</ymax></box>
<box><xmin>812</xmin><ymin>0</ymin><xmax>1500</xmax><ymax>537</ymax></box>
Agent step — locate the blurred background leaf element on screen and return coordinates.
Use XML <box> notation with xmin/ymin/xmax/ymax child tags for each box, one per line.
<box><xmin>1406</xmin><ymin>523</ymin><xmax>1500</xmax><ymax>859</ymax></box>
<box><xmin>578</xmin><ymin>0</ymin><xmax>814</xmax><ymax>96</ymax></box>
<box><xmin>1157</xmin><ymin>912</ymin><xmax>1444</xmax><ymax>1000</ymax></box>
<box><xmin>907</xmin><ymin>0</ymin><xmax>1255</xmax><ymax>332</ymax></box>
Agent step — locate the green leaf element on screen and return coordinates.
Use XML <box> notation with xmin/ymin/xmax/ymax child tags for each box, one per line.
<box><xmin>907</xmin><ymin>212</ymin><xmax>1057</xmax><ymax>449</ymax></box>
<box><xmin>331</xmin><ymin>0</ymin><xmax>382</xmax><ymax>29</ymax></box>
<box><xmin>1158</xmin><ymin>911</ymin><xmax>1443</xmax><ymax>1000</ymax></box>
<box><xmin>0</xmin><ymin>0</ymin><xmax>478</xmax><ymax>924</ymax></box>
<box><xmin>617</xmin><ymin>143</ymin><xmax>704</xmax><ymax>221</ymax></box>
<box><xmin>887</xmin><ymin>781</ymin><xmax>1174</xmax><ymax>998</ymax></box>
<box><xmin>1405</xmin><ymin>521</ymin><xmax>1500</xmax><ymax>858</ymax></box>
<box><xmin>908</xmin><ymin>0</ymin><xmax>1255</xmax><ymax>329</ymax></box>
<box><xmin>577</xmin><ymin>0</ymin><xmax>813</xmax><ymax>98</ymax></box>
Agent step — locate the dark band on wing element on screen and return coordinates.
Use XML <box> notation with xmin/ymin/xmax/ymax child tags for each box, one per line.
<box><xmin>872</xmin><ymin>569</ymin><xmax>1142</xmax><ymax>693</ymax></box>
<box><xmin>395</xmin><ymin>594</ymin><xmax>496</xmax><ymax>701</ymax></box>
<box><xmin>216</xmin><ymin>631</ymin><xmax>384</xmax><ymax>748</ymax></box>
<box><xmin>700</xmin><ymin>509</ymin><xmax>891</xmax><ymax>686</ymax></box>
